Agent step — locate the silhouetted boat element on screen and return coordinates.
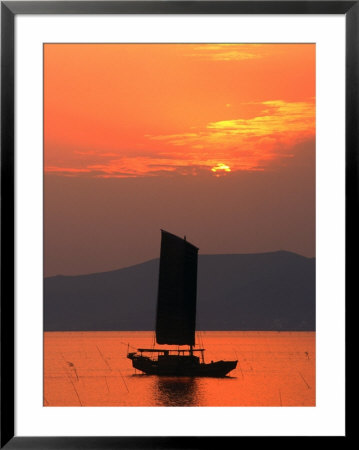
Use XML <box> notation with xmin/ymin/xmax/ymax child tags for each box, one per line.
<box><xmin>127</xmin><ymin>230</ymin><xmax>238</xmax><ymax>377</ymax></box>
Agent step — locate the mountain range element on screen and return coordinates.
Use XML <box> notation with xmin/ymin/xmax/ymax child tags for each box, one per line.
<box><xmin>44</xmin><ymin>251</ymin><xmax>315</xmax><ymax>331</ymax></box>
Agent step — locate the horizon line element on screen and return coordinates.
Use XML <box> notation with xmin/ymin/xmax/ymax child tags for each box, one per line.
<box><xmin>45</xmin><ymin>249</ymin><xmax>315</xmax><ymax>279</ymax></box>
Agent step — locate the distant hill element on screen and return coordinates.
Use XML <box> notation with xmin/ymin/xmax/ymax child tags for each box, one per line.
<box><xmin>44</xmin><ymin>251</ymin><xmax>315</xmax><ymax>331</ymax></box>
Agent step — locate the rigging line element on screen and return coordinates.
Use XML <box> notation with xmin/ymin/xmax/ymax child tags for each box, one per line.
<box><xmin>120</xmin><ymin>342</ymin><xmax>137</xmax><ymax>351</ymax></box>
<box><xmin>196</xmin><ymin>315</ymin><xmax>204</xmax><ymax>348</ymax></box>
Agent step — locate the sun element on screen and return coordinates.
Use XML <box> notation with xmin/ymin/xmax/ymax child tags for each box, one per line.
<box><xmin>211</xmin><ymin>163</ymin><xmax>231</xmax><ymax>175</ymax></box>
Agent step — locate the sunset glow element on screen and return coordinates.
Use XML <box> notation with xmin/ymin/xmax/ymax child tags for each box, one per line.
<box><xmin>44</xmin><ymin>42</ymin><xmax>316</xmax><ymax>408</ymax></box>
<box><xmin>211</xmin><ymin>163</ymin><xmax>231</xmax><ymax>174</ymax></box>
<box><xmin>44</xmin><ymin>44</ymin><xmax>315</xmax><ymax>178</ymax></box>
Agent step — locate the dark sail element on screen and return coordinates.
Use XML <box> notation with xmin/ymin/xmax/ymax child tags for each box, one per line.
<box><xmin>155</xmin><ymin>230</ymin><xmax>198</xmax><ymax>346</ymax></box>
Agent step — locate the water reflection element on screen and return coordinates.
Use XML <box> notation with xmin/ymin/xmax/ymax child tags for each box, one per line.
<box><xmin>44</xmin><ymin>332</ymin><xmax>316</xmax><ymax>406</ymax></box>
<box><xmin>153</xmin><ymin>376</ymin><xmax>200</xmax><ymax>406</ymax></box>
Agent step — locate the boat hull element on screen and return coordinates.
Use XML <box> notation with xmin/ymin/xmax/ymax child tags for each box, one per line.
<box><xmin>128</xmin><ymin>354</ymin><xmax>237</xmax><ymax>377</ymax></box>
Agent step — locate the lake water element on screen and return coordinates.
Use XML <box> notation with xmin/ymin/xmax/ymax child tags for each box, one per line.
<box><xmin>44</xmin><ymin>331</ymin><xmax>315</xmax><ymax>407</ymax></box>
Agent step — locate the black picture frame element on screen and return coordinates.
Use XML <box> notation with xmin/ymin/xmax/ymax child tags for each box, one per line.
<box><xmin>1</xmin><ymin>1</ymin><xmax>354</xmax><ymax>447</ymax></box>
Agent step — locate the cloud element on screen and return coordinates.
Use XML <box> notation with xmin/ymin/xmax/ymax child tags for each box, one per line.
<box><xmin>146</xmin><ymin>99</ymin><xmax>315</xmax><ymax>172</ymax></box>
<box><xmin>151</xmin><ymin>100</ymin><xmax>314</xmax><ymax>143</ymax></box>
<box><xmin>46</xmin><ymin>167</ymin><xmax>92</xmax><ymax>176</ymax></box>
<box><xmin>189</xmin><ymin>44</ymin><xmax>265</xmax><ymax>61</ymax></box>
<box><xmin>45</xmin><ymin>100</ymin><xmax>315</xmax><ymax>178</ymax></box>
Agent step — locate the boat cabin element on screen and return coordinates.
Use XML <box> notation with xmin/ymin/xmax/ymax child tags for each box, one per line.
<box><xmin>136</xmin><ymin>348</ymin><xmax>206</xmax><ymax>363</ymax></box>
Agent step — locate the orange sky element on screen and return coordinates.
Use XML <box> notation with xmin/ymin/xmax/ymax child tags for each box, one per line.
<box><xmin>44</xmin><ymin>44</ymin><xmax>315</xmax><ymax>276</ymax></box>
<box><xmin>44</xmin><ymin>44</ymin><xmax>315</xmax><ymax>178</ymax></box>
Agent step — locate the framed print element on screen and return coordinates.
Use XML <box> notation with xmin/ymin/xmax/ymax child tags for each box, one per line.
<box><xmin>1</xmin><ymin>0</ymin><xmax>354</xmax><ymax>446</ymax></box>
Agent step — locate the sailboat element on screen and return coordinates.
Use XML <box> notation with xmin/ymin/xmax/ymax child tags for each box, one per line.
<box><xmin>127</xmin><ymin>230</ymin><xmax>238</xmax><ymax>377</ymax></box>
